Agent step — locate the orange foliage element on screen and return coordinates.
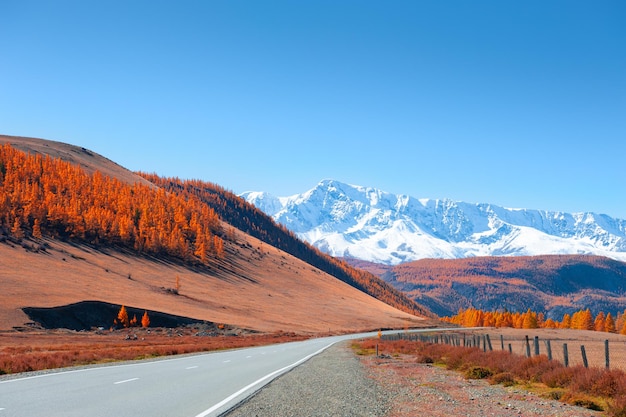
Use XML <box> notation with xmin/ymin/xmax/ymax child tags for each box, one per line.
<box><xmin>445</xmin><ymin>307</ymin><xmax>621</xmax><ymax>334</ymax></box>
<box><xmin>117</xmin><ymin>305</ymin><xmax>130</xmax><ymax>328</ymax></box>
<box><xmin>141</xmin><ymin>311</ymin><xmax>150</xmax><ymax>328</ymax></box>
<box><xmin>0</xmin><ymin>144</ymin><xmax>223</xmax><ymax>264</ymax></box>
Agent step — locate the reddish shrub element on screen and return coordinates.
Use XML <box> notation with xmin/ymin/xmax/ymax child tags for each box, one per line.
<box><xmin>590</xmin><ymin>369</ymin><xmax>626</xmax><ymax>398</ymax></box>
<box><xmin>511</xmin><ymin>355</ymin><xmax>561</xmax><ymax>382</ymax></box>
<box><xmin>465</xmin><ymin>365</ymin><xmax>492</xmax><ymax>379</ymax></box>
<box><xmin>569</xmin><ymin>367</ymin><xmax>604</xmax><ymax>394</ymax></box>
<box><xmin>541</xmin><ymin>365</ymin><xmax>581</xmax><ymax>388</ymax></box>
<box><xmin>608</xmin><ymin>395</ymin><xmax>626</xmax><ymax>417</ymax></box>
<box><xmin>490</xmin><ymin>372</ymin><xmax>516</xmax><ymax>386</ymax></box>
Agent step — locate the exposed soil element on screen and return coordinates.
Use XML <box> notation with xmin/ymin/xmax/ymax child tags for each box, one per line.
<box><xmin>22</xmin><ymin>300</ymin><xmax>211</xmax><ymax>331</ymax></box>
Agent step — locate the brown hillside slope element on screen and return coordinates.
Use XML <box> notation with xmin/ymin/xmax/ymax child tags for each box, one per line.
<box><xmin>0</xmin><ymin>233</ymin><xmax>425</xmax><ymax>333</ymax></box>
<box><xmin>0</xmin><ymin>135</ymin><xmax>430</xmax><ymax>332</ymax></box>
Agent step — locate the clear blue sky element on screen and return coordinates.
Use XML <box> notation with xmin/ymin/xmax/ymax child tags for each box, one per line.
<box><xmin>2</xmin><ymin>1</ymin><xmax>625</xmax><ymax>218</ymax></box>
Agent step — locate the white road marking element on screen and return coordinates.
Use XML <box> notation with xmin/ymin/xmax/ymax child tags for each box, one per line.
<box><xmin>114</xmin><ymin>378</ymin><xmax>139</xmax><ymax>385</ymax></box>
<box><xmin>186</xmin><ymin>366</ymin><xmax>199</xmax><ymax>370</ymax></box>
<box><xmin>246</xmin><ymin>355</ymin><xmax>252</xmax><ymax>359</ymax></box>
<box><xmin>194</xmin><ymin>342</ymin><xmax>335</xmax><ymax>417</ymax></box>
<box><xmin>223</xmin><ymin>360</ymin><xmax>231</xmax><ymax>363</ymax></box>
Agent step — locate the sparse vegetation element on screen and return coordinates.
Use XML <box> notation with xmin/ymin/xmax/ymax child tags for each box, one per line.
<box><xmin>355</xmin><ymin>337</ymin><xmax>626</xmax><ymax>415</ymax></box>
<box><xmin>0</xmin><ymin>329</ymin><xmax>309</xmax><ymax>375</ymax></box>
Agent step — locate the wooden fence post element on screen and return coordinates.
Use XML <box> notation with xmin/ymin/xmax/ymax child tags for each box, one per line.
<box><xmin>545</xmin><ymin>339</ymin><xmax>552</xmax><ymax>361</ymax></box>
<box><xmin>486</xmin><ymin>334</ymin><xmax>493</xmax><ymax>351</ymax></box>
<box><xmin>581</xmin><ymin>345</ymin><xmax>589</xmax><ymax>368</ymax></box>
<box><xmin>534</xmin><ymin>336</ymin><xmax>540</xmax><ymax>356</ymax></box>
<box><xmin>605</xmin><ymin>340</ymin><xmax>610</xmax><ymax>369</ymax></box>
<box><xmin>563</xmin><ymin>343</ymin><xmax>569</xmax><ymax>367</ymax></box>
<box><xmin>508</xmin><ymin>343</ymin><xmax>512</xmax><ymax>354</ymax></box>
<box><xmin>525</xmin><ymin>335</ymin><xmax>531</xmax><ymax>358</ymax></box>
<box><xmin>500</xmin><ymin>334</ymin><xmax>504</xmax><ymax>350</ymax></box>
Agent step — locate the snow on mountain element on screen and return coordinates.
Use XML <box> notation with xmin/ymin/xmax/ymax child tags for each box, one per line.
<box><xmin>240</xmin><ymin>179</ymin><xmax>626</xmax><ymax>265</ymax></box>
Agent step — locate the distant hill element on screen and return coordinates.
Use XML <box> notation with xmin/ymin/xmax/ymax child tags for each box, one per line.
<box><xmin>241</xmin><ymin>179</ymin><xmax>626</xmax><ymax>265</ymax></box>
<box><xmin>0</xmin><ymin>134</ymin><xmax>431</xmax><ymax>332</ymax></box>
<box><xmin>348</xmin><ymin>255</ymin><xmax>626</xmax><ymax>319</ymax></box>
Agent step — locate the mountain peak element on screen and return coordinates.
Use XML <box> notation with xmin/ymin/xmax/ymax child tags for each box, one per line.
<box><xmin>240</xmin><ymin>179</ymin><xmax>626</xmax><ymax>265</ymax></box>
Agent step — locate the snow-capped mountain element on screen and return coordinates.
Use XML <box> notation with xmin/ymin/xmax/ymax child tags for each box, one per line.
<box><xmin>240</xmin><ymin>179</ymin><xmax>626</xmax><ymax>265</ymax></box>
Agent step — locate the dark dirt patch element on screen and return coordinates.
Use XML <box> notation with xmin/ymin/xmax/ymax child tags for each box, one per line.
<box><xmin>23</xmin><ymin>300</ymin><xmax>206</xmax><ymax>331</ymax></box>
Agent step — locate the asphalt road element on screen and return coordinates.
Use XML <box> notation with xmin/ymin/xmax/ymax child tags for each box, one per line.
<box><xmin>0</xmin><ymin>328</ymin><xmax>460</xmax><ymax>417</ymax></box>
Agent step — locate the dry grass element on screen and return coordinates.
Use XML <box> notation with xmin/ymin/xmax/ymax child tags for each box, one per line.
<box><xmin>0</xmin><ymin>327</ymin><xmax>308</xmax><ymax>375</ymax></box>
<box><xmin>0</xmin><ymin>234</ymin><xmax>433</xmax><ymax>334</ymax></box>
<box><xmin>469</xmin><ymin>328</ymin><xmax>626</xmax><ymax>371</ymax></box>
<box><xmin>355</xmin><ymin>331</ymin><xmax>626</xmax><ymax>416</ymax></box>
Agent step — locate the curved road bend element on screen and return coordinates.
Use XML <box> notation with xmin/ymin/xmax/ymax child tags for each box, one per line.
<box><xmin>0</xmin><ymin>328</ymin><xmax>460</xmax><ymax>417</ymax></box>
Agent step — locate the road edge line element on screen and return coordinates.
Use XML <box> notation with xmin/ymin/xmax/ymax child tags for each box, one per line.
<box><xmin>194</xmin><ymin>341</ymin><xmax>336</xmax><ymax>417</ymax></box>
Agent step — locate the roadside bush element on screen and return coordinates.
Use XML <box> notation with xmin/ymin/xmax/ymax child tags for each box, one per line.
<box><xmin>416</xmin><ymin>354</ymin><xmax>434</xmax><ymax>364</ymax></box>
<box><xmin>592</xmin><ymin>369</ymin><xmax>626</xmax><ymax>398</ymax></box>
<box><xmin>542</xmin><ymin>365</ymin><xmax>580</xmax><ymax>388</ymax></box>
<box><xmin>608</xmin><ymin>395</ymin><xmax>626</xmax><ymax>417</ymax></box>
<box><xmin>465</xmin><ymin>365</ymin><xmax>492</xmax><ymax>379</ymax></box>
<box><xmin>511</xmin><ymin>355</ymin><xmax>561</xmax><ymax>382</ymax></box>
<box><xmin>490</xmin><ymin>372</ymin><xmax>516</xmax><ymax>386</ymax></box>
<box><xmin>444</xmin><ymin>346</ymin><xmax>481</xmax><ymax>371</ymax></box>
<box><xmin>560</xmin><ymin>392</ymin><xmax>603</xmax><ymax>411</ymax></box>
<box><xmin>366</xmin><ymin>337</ymin><xmax>626</xmax><ymax>417</ymax></box>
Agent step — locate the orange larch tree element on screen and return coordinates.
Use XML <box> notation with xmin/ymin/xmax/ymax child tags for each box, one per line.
<box><xmin>605</xmin><ymin>313</ymin><xmax>616</xmax><ymax>333</ymax></box>
<box><xmin>141</xmin><ymin>311</ymin><xmax>150</xmax><ymax>328</ymax></box>
<box><xmin>594</xmin><ymin>312</ymin><xmax>606</xmax><ymax>332</ymax></box>
<box><xmin>117</xmin><ymin>305</ymin><xmax>130</xmax><ymax>328</ymax></box>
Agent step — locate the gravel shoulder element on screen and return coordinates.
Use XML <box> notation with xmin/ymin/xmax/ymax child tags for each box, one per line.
<box><xmin>225</xmin><ymin>341</ymin><xmax>605</xmax><ymax>417</ymax></box>
<box><xmin>225</xmin><ymin>342</ymin><xmax>391</xmax><ymax>417</ymax></box>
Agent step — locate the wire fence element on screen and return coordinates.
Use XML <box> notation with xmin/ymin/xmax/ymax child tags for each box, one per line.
<box><xmin>382</xmin><ymin>330</ymin><xmax>626</xmax><ymax>371</ymax></box>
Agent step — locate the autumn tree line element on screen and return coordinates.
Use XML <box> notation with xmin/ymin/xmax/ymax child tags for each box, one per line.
<box><xmin>444</xmin><ymin>307</ymin><xmax>626</xmax><ymax>334</ymax></box>
<box><xmin>0</xmin><ymin>144</ymin><xmax>224</xmax><ymax>263</ymax></box>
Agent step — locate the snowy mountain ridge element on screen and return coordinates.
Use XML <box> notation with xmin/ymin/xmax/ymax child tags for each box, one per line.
<box><xmin>240</xmin><ymin>179</ymin><xmax>626</xmax><ymax>265</ymax></box>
